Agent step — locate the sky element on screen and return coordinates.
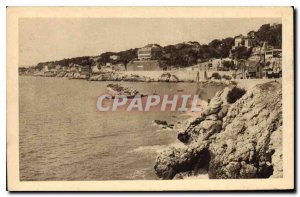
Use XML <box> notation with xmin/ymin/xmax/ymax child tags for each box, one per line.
<box><xmin>19</xmin><ymin>18</ymin><xmax>281</xmax><ymax>66</ymax></box>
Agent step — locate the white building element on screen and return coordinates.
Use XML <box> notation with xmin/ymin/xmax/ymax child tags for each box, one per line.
<box><xmin>109</xmin><ymin>55</ymin><xmax>119</xmax><ymax>61</ymax></box>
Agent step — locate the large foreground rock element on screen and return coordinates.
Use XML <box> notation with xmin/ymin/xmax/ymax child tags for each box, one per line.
<box><xmin>154</xmin><ymin>81</ymin><xmax>282</xmax><ymax>179</ymax></box>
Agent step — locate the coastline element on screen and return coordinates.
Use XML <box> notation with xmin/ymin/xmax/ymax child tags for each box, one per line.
<box><xmin>18</xmin><ymin>75</ymin><xmax>282</xmax><ymax>180</ymax></box>
<box><xmin>19</xmin><ymin>71</ymin><xmax>237</xmax><ymax>88</ymax></box>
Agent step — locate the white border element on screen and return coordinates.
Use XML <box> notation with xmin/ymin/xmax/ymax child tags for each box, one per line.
<box><xmin>1</xmin><ymin>1</ymin><xmax>298</xmax><ymax>195</ymax></box>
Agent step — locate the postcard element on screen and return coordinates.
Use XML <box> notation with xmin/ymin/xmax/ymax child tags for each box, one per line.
<box><xmin>7</xmin><ymin>6</ymin><xmax>294</xmax><ymax>191</ymax></box>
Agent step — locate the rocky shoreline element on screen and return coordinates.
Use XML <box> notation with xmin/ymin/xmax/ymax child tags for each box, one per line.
<box><xmin>106</xmin><ymin>83</ymin><xmax>147</xmax><ymax>98</ymax></box>
<box><xmin>20</xmin><ymin>72</ymin><xmax>235</xmax><ymax>85</ymax></box>
<box><xmin>154</xmin><ymin>81</ymin><xmax>282</xmax><ymax>179</ymax></box>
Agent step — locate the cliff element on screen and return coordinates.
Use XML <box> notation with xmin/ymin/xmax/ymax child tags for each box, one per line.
<box><xmin>154</xmin><ymin>81</ymin><xmax>282</xmax><ymax>179</ymax></box>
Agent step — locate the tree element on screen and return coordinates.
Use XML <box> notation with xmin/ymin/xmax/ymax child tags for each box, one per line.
<box><xmin>119</xmin><ymin>48</ymin><xmax>138</xmax><ymax>69</ymax></box>
<box><xmin>252</xmin><ymin>23</ymin><xmax>282</xmax><ymax>48</ymax></box>
<box><xmin>231</xmin><ymin>46</ymin><xmax>252</xmax><ymax>60</ymax></box>
<box><xmin>223</xmin><ymin>60</ymin><xmax>234</xmax><ymax>70</ymax></box>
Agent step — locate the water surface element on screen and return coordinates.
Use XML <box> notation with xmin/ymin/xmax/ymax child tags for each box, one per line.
<box><xmin>19</xmin><ymin>76</ymin><xmax>224</xmax><ymax>180</ymax></box>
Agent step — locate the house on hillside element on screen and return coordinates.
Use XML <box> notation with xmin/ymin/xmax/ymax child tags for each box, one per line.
<box><xmin>231</xmin><ymin>34</ymin><xmax>255</xmax><ymax>50</ymax></box>
<box><xmin>248</xmin><ymin>42</ymin><xmax>272</xmax><ymax>62</ymax></box>
<box><xmin>240</xmin><ymin>60</ymin><xmax>263</xmax><ymax>79</ymax></box>
<box><xmin>195</xmin><ymin>57</ymin><xmax>233</xmax><ymax>71</ymax></box>
<box><xmin>229</xmin><ymin>34</ymin><xmax>255</xmax><ymax>59</ymax></box>
<box><xmin>264</xmin><ymin>51</ymin><xmax>282</xmax><ymax>78</ymax></box>
<box><xmin>110</xmin><ymin>55</ymin><xmax>120</xmax><ymax>61</ymax></box>
<box><xmin>265</xmin><ymin>49</ymin><xmax>282</xmax><ymax>60</ymax></box>
<box><xmin>137</xmin><ymin>44</ymin><xmax>162</xmax><ymax>61</ymax></box>
<box><xmin>233</xmin><ymin>35</ymin><xmax>243</xmax><ymax>49</ymax></box>
<box><xmin>264</xmin><ymin>57</ymin><xmax>282</xmax><ymax>78</ymax></box>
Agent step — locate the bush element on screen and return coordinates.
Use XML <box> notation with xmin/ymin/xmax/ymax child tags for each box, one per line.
<box><xmin>227</xmin><ymin>87</ymin><xmax>246</xmax><ymax>104</ymax></box>
<box><xmin>211</xmin><ymin>72</ymin><xmax>222</xmax><ymax>80</ymax></box>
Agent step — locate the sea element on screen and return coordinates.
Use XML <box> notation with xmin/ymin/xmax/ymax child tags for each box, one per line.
<box><xmin>19</xmin><ymin>76</ymin><xmax>224</xmax><ymax>181</ymax></box>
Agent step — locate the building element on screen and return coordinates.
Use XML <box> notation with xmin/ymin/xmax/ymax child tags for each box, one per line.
<box><xmin>264</xmin><ymin>57</ymin><xmax>282</xmax><ymax>78</ymax></box>
<box><xmin>137</xmin><ymin>44</ymin><xmax>162</xmax><ymax>61</ymax></box>
<box><xmin>43</xmin><ymin>65</ymin><xmax>49</xmax><ymax>72</ymax></box>
<box><xmin>232</xmin><ymin>34</ymin><xmax>254</xmax><ymax>50</ymax></box>
<box><xmin>211</xmin><ymin>59</ymin><xmax>223</xmax><ymax>70</ymax></box>
<box><xmin>265</xmin><ymin>49</ymin><xmax>282</xmax><ymax>60</ymax></box>
<box><xmin>195</xmin><ymin>62</ymin><xmax>210</xmax><ymax>71</ymax></box>
<box><xmin>248</xmin><ymin>42</ymin><xmax>270</xmax><ymax>62</ymax></box>
<box><xmin>232</xmin><ymin>35</ymin><xmax>243</xmax><ymax>49</ymax></box>
<box><xmin>194</xmin><ymin>57</ymin><xmax>233</xmax><ymax>71</ymax></box>
<box><xmin>244</xmin><ymin>37</ymin><xmax>255</xmax><ymax>48</ymax></box>
<box><xmin>109</xmin><ymin>55</ymin><xmax>119</xmax><ymax>61</ymax></box>
<box><xmin>264</xmin><ymin>49</ymin><xmax>282</xmax><ymax>78</ymax></box>
<box><xmin>240</xmin><ymin>60</ymin><xmax>263</xmax><ymax>79</ymax></box>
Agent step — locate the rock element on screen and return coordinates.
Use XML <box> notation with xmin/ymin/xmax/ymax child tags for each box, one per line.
<box><xmin>202</xmin><ymin>107</ymin><xmax>220</xmax><ymax>117</ymax></box>
<box><xmin>107</xmin><ymin>83</ymin><xmax>146</xmax><ymax>98</ymax></box>
<box><xmin>154</xmin><ymin>120</ymin><xmax>168</xmax><ymax>126</ymax></box>
<box><xmin>210</xmin><ymin>97</ymin><xmax>223</xmax><ymax>109</ymax></box>
<box><xmin>73</xmin><ymin>72</ymin><xmax>81</xmax><ymax>78</ymax></box>
<box><xmin>65</xmin><ymin>72</ymin><xmax>74</xmax><ymax>78</ymax></box>
<box><xmin>158</xmin><ymin>76</ymin><xmax>169</xmax><ymax>82</ymax></box>
<box><xmin>153</xmin><ymin>120</ymin><xmax>175</xmax><ymax>130</ymax></box>
<box><xmin>173</xmin><ymin>171</ymin><xmax>194</xmax><ymax>179</ymax></box>
<box><xmin>198</xmin><ymin>120</ymin><xmax>220</xmax><ymax>131</ymax></box>
<box><xmin>205</xmin><ymin>114</ymin><xmax>218</xmax><ymax>121</ymax></box>
<box><xmin>154</xmin><ymin>81</ymin><xmax>282</xmax><ymax>179</ymax></box>
<box><xmin>217</xmin><ymin>105</ymin><xmax>229</xmax><ymax>119</ymax></box>
<box><xmin>177</xmin><ymin>133</ymin><xmax>189</xmax><ymax>143</ymax></box>
<box><xmin>154</xmin><ymin>143</ymin><xmax>209</xmax><ymax>179</ymax></box>
<box><xmin>158</xmin><ymin>73</ymin><xmax>180</xmax><ymax>82</ymax></box>
<box><xmin>177</xmin><ymin>116</ymin><xmax>205</xmax><ymax>143</ymax></box>
<box><xmin>269</xmin><ymin>126</ymin><xmax>283</xmax><ymax>178</ymax></box>
<box><xmin>56</xmin><ymin>72</ymin><xmax>66</xmax><ymax>77</ymax></box>
<box><xmin>198</xmin><ymin>120</ymin><xmax>222</xmax><ymax>140</ymax></box>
